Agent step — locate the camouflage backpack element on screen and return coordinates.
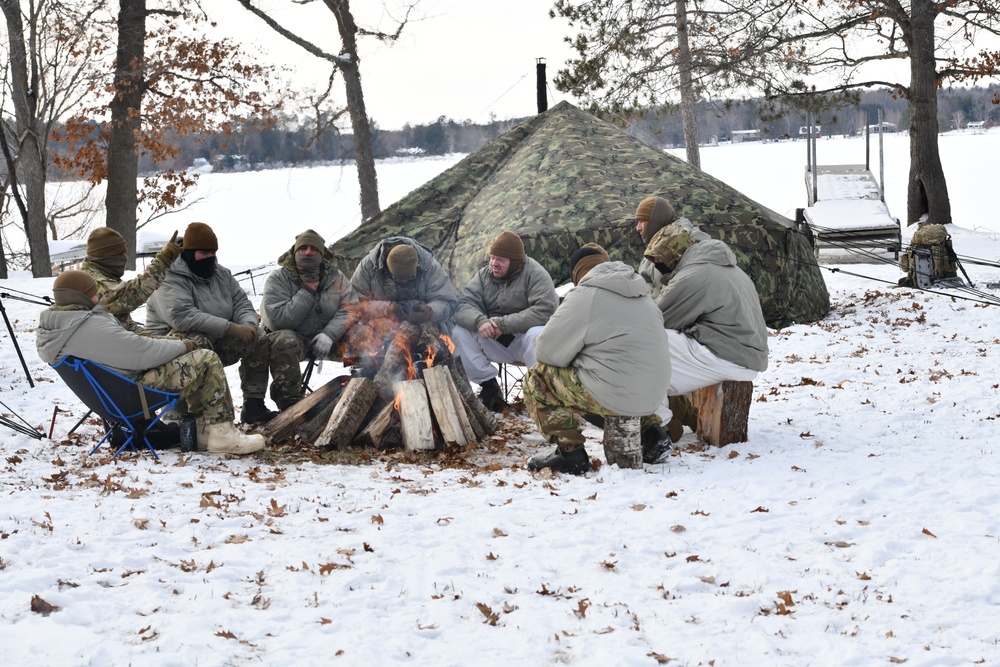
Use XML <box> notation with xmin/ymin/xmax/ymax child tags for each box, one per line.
<box><xmin>898</xmin><ymin>224</ymin><xmax>958</xmax><ymax>288</ymax></box>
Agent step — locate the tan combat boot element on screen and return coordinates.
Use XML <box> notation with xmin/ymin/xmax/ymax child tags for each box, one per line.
<box><xmin>197</xmin><ymin>420</ymin><xmax>265</xmax><ymax>455</ymax></box>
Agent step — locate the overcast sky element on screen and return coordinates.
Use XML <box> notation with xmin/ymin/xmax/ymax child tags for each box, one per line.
<box><xmin>216</xmin><ymin>0</ymin><xmax>580</xmax><ymax>131</ymax></box>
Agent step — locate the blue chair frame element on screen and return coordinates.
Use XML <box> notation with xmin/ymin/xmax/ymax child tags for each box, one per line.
<box><xmin>52</xmin><ymin>356</ymin><xmax>180</xmax><ymax>461</ymax></box>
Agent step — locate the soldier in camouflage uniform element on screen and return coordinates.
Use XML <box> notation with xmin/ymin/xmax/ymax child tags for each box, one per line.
<box><xmin>349</xmin><ymin>236</ymin><xmax>458</xmax><ymax>355</ymax></box>
<box><xmin>80</xmin><ymin>227</ymin><xmax>182</xmax><ymax>334</ymax></box>
<box><xmin>643</xmin><ymin>220</ymin><xmax>769</xmax><ymax>423</ymax></box>
<box><xmin>260</xmin><ymin>230</ymin><xmax>357</xmax><ymax>410</ymax></box>
<box><xmin>36</xmin><ymin>271</ymin><xmax>264</xmax><ymax>455</ymax></box>
<box><xmin>633</xmin><ymin>197</ymin><xmax>700</xmax><ymax>442</ymax></box>
<box><xmin>525</xmin><ymin>246</ymin><xmax>671</xmax><ymax>475</ymax></box>
<box><xmin>144</xmin><ymin>222</ymin><xmax>274</xmax><ymax>424</ymax></box>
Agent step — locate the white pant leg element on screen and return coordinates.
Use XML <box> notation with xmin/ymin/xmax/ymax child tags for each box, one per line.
<box><xmin>512</xmin><ymin>326</ymin><xmax>544</xmax><ymax>369</ymax></box>
<box><xmin>661</xmin><ymin>329</ymin><xmax>759</xmax><ymax>416</ymax></box>
<box><xmin>451</xmin><ymin>326</ymin><xmax>497</xmax><ymax>384</ymax></box>
<box><xmin>452</xmin><ymin>325</ymin><xmax>543</xmax><ymax>384</ymax></box>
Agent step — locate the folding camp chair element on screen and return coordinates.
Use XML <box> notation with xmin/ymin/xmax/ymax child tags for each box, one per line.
<box><xmin>51</xmin><ymin>356</ymin><xmax>181</xmax><ymax>461</ymax></box>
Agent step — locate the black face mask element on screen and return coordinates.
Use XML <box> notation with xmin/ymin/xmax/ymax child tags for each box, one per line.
<box><xmin>182</xmin><ymin>249</ymin><xmax>218</xmax><ymax>279</ymax></box>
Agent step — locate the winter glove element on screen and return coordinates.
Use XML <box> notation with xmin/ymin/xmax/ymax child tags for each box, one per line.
<box><xmin>156</xmin><ymin>230</ymin><xmax>182</xmax><ymax>265</ymax></box>
<box><xmin>404</xmin><ymin>303</ymin><xmax>434</xmax><ymax>325</ymax></box>
<box><xmin>182</xmin><ymin>339</ymin><xmax>199</xmax><ymax>354</ymax></box>
<box><xmin>227</xmin><ymin>322</ymin><xmax>257</xmax><ymax>345</ymax></box>
<box><xmin>311</xmin><ymin>333</ymin><xmax>334</xmax><ymax>359</ymax></box>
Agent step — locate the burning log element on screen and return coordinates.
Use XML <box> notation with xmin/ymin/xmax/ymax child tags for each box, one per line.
<box><xmin>265</xmin><ymin>375</ymin><xmax>350</xmax><ymax>444</ymax></box>
<box><xmin>394</xmin><ymin>379</ymin><xmax>436</xmax><ymax>451</ymax></box>
<box><xmin>422</xmin><ymin>364</ymin><xmax>476</xmax><ymax>446</ymax></box>
<box><xmin>373</xmin><ymin>322</ymin><xmax>423</xmax><ymax>402</ymax></box>
<box><xmin>317</xmin><ymin>377</ymin><xmax>378</xmax><ymax>450</ymax></box>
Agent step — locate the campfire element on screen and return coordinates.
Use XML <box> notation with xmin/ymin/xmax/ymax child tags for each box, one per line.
<box><xmin>264</xmin><ymin>322</ymin><xmax>497</xmax><ymax>451</ymax></box>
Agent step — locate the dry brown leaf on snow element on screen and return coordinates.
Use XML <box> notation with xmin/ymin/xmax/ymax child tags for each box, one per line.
<box><xmin>133</xmin><ymin>518</ymin><xmax>149</xmax><ymax>530</ymax></box>
<box><xmin>600</xmin><ymin>560</ymin><xmax>617</xmax><ymax>570</ymax></box>
<box><xmin>670</xmin><ymin>525</ymin><xmax>686</xmax><ymax>533</ymax></box>
<box><xmin>750</xmin><ymin>506</ymin><xmax>769</xmax><ymax>513</ymax></box>
<box><xmin>825</xmin><ymin>541</ymin><xmax>854</xmax><ymax>548</ymax></box>
<box><xmin>486</xmin><ymin>552</ymin><xmax>499</xmax><ymax>561</ymax></box>
<box><xmin>777</xmin><ymin>591</ymin><xmax>795</xmax><ymax>606</ymax></box>
<box><xmin>574</xmin><ymin>598</ymin><xmax>590</xmax><ymax>618</ymax></box>
<box><xmin>215</xmin><ymin>630</ymin><xmax>237</xmax><ymax>639</ymax></box>
<box><xmin>493</xmin><ymin>528</ymin><xmax>508</xmax><ymax>537</ymax></box>
<box><xmin>226</xmin><ymin>535</ymin><xmax>249</xmax><ymax>544</ymax></box>
<box><xmin>631</xmin><ymin>503</ymin><xmax>647</xmax><ymax>511</ymax></box>
<box><xmin>647</xmin><ymin>652</ymin><xmax>675</xmax><ymax>664</ymax></box>
<box><xmin>728</xmin><ymin>450</ymin><xmax>740</xmax><ymax>459</ymax></box>
<box><xmin>30</xmin><ymin>595</ymin><xmax>59</xmax><ymax>615</ymax></box>
<box><xmin>476</xmin><ymin>602</ymin><xmax>499</xmax><ymax>626</ymax></box>
<box><xmin>922</xmin><ymin>527</ymin><xmax>938</xmax><ymax>538</ymax></box>
<box><xmin>371</xmin><ymin>514</ymin><xmax>384</xmax><ymax>525</ymax></box>
<box><xmin>857</xmin><ymin>571</ymin><xmax>872</xmax><ymax>580</ymax></box>
<box><xmin>267</xmin><ymin>499</ymin><xmax>287</xmax><ymax>517</ymax></box>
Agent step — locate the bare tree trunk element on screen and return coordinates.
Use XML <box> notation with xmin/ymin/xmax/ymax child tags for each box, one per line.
<box><xmin>905</xmin><ymin>0</ymin><xmax>951</xmax><ymax>226</ymax></box>
<box><xmin>2</xmin><ymin>0</ymin><xmax>51</xmax><ymax>277</ymax></box>
<box><xmin>329</xmin><ymin>0</ymin><xmax>380</xmax><ymax>221</ymax></box>
<box><xmin>675</xmin><ymin>0</ymin><xmax>700</xmax><ymax>170</ymax></box>
<box><xmin>105</xmin><ymin>0</ymin><xmax>146</xmax><ymax>269</ymax></box>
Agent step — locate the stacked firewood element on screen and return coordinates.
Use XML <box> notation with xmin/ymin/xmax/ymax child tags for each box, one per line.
<box><xmin>264</xmin><ymin>323</ymin><xmax>496</xmax><ymax>451</ymax></box>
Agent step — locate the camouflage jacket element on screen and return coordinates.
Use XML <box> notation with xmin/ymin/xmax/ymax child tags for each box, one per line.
<box><xmin>656</xmin><ymin>240</ymin><xmax>769</xmax><ymax>372</ymax></box>
<box><xmin>350</xmin><ymin>236</ymin><xmax>458</xmax><ymax>329</ymax></box>
<box><xmin>455</xmin><ymin>257</ymin><xmax>558</xmax><ymax>334</ymax></box>
<box><xmin>81</xmin><ymin>256</ymin><xmax>171</xmax><ymax>333</ymax></box>
<box><xmin>536</xmin><ymin>261</ymin><xmax>670</xmax><ymax>416</ymax></box>
<box><xmin>36</xmin><ymin>304</ymin><xmax>186</xmax><ymax>377</ymax></box>
<box><xmin>261</xmin><ymin>246</ymin><xmax>356</xmax><ymax>342</ymax></box>
<box><xmin>144</xmin><ymin>259</ymin><xmax>258</xmax><ymax>342</ymax></box>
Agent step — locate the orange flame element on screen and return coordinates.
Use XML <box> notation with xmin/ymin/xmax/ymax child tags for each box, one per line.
<box><xmin>439</xmin><ymin>334</ymin><xmax>455</xmax><ymax>354</ymax></box>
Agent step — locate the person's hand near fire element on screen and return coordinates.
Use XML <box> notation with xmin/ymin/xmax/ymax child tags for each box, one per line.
<box><xmin>394</xmin><ymin>300</ymin><xmax>434</xmax><ymax>325</ymax></box>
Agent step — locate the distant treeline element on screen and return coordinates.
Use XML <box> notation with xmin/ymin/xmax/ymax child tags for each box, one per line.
<box><xmin>44</xmin><ymin>85</ymin><xmax>1000</xmax><ymax>179</ymax></box>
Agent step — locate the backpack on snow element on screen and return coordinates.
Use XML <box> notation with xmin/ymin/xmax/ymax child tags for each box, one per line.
<box><xmin>898</xmin><ymin>223</ymin><xmax>959</xmax><ymax>289</ymax></box>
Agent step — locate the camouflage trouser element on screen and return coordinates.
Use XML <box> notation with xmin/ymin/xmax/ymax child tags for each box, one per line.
<box><xmin>168</xmin><ymin>328</ymin><xmax>269</xmax><ymax>400</ymax></box>
<box><xmin>264</xmin><ymin>329</ymin><xmax>310</xmax><ymax>410</ymax></box>
<box><xmin>138</xmin><ymin>349</ymin><xmax>234</xmax><ymax>423</ymax></box>
<box><xmin>524</xmin><ymin>363</ymin><xmax>661</xmax><ymax>452</ymax></box>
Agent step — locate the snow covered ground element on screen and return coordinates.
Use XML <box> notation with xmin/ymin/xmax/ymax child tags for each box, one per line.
<box><xmin>2</xmin><ymin>130</ymin><xmax>1000</xmax><ymax>666</ymax></box>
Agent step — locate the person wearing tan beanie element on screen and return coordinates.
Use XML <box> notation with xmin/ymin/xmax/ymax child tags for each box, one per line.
<box><xmin>80</xmin><ymin>227</ymin><xmax>182</xmax><ymax>334</ymax></box>
<box><xmin>260</xmin><ymin>230</ymin><xmax>357</xmax><ymax>411</ymax></box>
<box><xmin>145</xmin><ymin>222</ymin><xmax>276</xmax><ymax>425</ymax></box>
<box><xmin>37</xmin><ymin>270</ymin><xmax>265</xmax><ymax>455</ymax></box>
<box><xmin>350</xmin><ymin>236</ymin><xmax>458</xmax><ymax>339</ymax></box>
<box><xmin>642</xmin><ymin>218</ymin><xmax>769</xmax><ymax>443</ymax></box>
<box><xmin>453</xmin><ymin>231</ymin><xmax>558</xmax><ymax>411</ymax></box>
<box><xmin>524</xmin><ymin>248</ymin><xmax>671</xmax><ymax>474</ymax></box>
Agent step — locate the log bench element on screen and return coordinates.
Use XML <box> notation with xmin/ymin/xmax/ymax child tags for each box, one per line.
<box><xmin>689</xmin><ymin>381</ymin><xmax>754</xmax><ymax>447</ymax></box>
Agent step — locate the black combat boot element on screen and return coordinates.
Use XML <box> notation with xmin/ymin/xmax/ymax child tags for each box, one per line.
<box><xmin>478</xmin><ymin>378</ymin><xmax>507</xmax><ymax>412</ymax></box>
<box><xmin>641</xmin><ymin>424</ymin><xmax>672</xmax><ymax>464</ymax></box>
<box><xmin>527</xmin><ymin>447</ymin><xmax>591</xmax><ymax>475</ymax></box>
<box><xmin>240</xmin><ymin>398</ymin><xmax>278</xmax><ymax>425</ymax></box>
<box><xmin>581</xmin><ymin>413</ymin><xmax>605</xmax><ymax>429</ymax></box>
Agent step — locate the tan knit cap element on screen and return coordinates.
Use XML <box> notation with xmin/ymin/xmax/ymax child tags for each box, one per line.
<box><xmin>182</xmin><ymin>222</ymin><xmax>219</xmax><ymax>251</ymax></box>
<box><xmin>295</xmin><ymin>229</ymin><xmax>326</xmax><ymax>251</ymax></box>
<box><xmin>86</xmin><ymin>227</ymin><xmax>126</xmax><ymax>259</ymax></box>
<box><xmin>386</xmin><ymin>244</ymin><xmax>419</xmax><ymax>280</ymax></box>
<box><xmin>569</xmin><ymin>245</ymin><xmax>609</xmax><ymax>285</ymax></box>
<box><xmin>53</xmin><ymin>269</ymin><xmax>98</xmax><ymax>305</ymax></box>
<box><xmin>635</xmin><ymin>196</ymin><xmax>677</xmax><ymax>243</ymax></box>
<box><xmin>488</xmin><ymin>231</ymin><xmax>526</xmax><ymax>261</ymax></box>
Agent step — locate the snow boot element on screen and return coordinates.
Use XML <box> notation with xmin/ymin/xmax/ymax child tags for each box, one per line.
<box><xmin>527</xmin><ymin>447</ymin><xmax>590</xmax><ymax>475</ymax></box>
<box><xmin>478</xmin><ymin>378</ymin><xmax>507</xmax><ymax>412</ymax></box>
<box><xmin>240</xmin><ymin>398</ymin><xmax>277</xmax><ymax>425</ymax></box>
<box><xmin>197</xmin><ymin>420</ymin><xmax>266</xmax><ymax>455</ymax></box>
<box><xmin>641</xmin><ymin>424</ymin><xmax>672</xmax><ymax>465</ymax></box>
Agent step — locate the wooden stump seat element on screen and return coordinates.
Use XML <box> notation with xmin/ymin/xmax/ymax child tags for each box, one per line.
<box><xmin>689</xmin><ymin>381</ymin><xmax>754</xmax><ymax>447</ymax></box>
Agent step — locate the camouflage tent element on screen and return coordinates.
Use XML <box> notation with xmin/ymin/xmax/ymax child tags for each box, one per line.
<box><xmin>331</xmin><ymin>101</ymin><xmax>829</xmax><ymax>328</ymax></box>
